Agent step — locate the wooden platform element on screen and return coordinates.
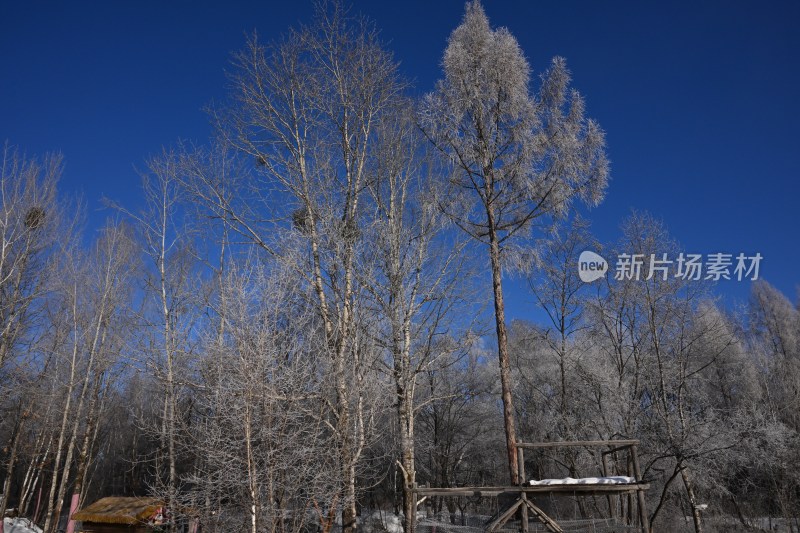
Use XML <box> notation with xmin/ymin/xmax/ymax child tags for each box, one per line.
<box><xmin>414</xmin><ymin>482</ymin><xmax>650</xmax><ymax>497</ymax></box>
<box><xmin>412</xmin><ymin>440</ymin><xmax>651</xmax><ymax>533</ymax></box>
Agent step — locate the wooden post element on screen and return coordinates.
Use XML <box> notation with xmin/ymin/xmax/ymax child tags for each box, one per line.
<box><xmin>630</xmin><ymin>444</ymin><xmax>650</xmax><ymax>533</ymax></box>
<box><xmin>518</xmin><ymin>445</ymin><xmax>528</xmax><ymax>533</ymax></box>
<box><xmin>627</xmin><ymin>455</ymin><xmax>634</xmax><ymax>526</ymax></box>
<box><xmin>602</xmin><ymin>451</ymin><xmax>617</xmax><ymax>521</ymax></box>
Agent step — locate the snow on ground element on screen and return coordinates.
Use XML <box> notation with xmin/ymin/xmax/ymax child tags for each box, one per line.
<box><xmin>361</xmin><ymin>510</ymin><xmax>403</xmax><ymax>533</ymax></box>
<box><xmin>3</xmin><ymin>518</ymin><xmax>43</xmax><ymax>533</ymax></box>
<box><xmin>329</xmin><ymin>509</ymin><xmax>404</xmax><ymax>533</ymax></box>
<box><xmin>529</xmin><ymin>476</ymin><xmax>635</xmax><ymax>486</ymax></box>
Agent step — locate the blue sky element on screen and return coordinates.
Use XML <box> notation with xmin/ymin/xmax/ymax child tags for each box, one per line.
<box><xmin>2</xmin><ymin>0</ymin><xmax>798</xmax><ymax>319</ymax></box>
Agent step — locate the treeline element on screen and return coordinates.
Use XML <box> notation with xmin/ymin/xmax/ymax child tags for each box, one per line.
<box><xmin>1</xmin><ymin>3</ymin><xmax>798</xmax><ymax>533</ymax></box>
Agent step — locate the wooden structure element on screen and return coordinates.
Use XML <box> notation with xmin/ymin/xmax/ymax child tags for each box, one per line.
<box><xmin>413</xmin><ymin>440</ymin><xmax>650</xmax><ymax>533</ymax></box>
<box><xmin>71</xmin><ymin>497</ymin><xmax>167</xmax><ymax>533</ymax></box>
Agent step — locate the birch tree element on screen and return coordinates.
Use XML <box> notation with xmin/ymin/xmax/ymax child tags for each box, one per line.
<box><xmin>193</xmin><ymin>4</ymin><xmax>405</xmax><ymax>530</ymax></box>
<box><xmin>0</xmin><ymin>143</ymin><xmax>62</xmax><ymax>372</ymax></box>
<box><xmin>187</xmin><ymin>260</ymin><xmax>334</xmax><ymax>533</ymax></box>
<box><xmin>108</xmin><ymin>150</ymin><xmax>198</xmax><ymax>532</ymax></box>
<box><xmin>0</xmin><ymin>143</ymin><xmax>64</xmax><ymax>533</ymax></box>
<box><xmin>41</xmin><ymin>222</ymin><xmax>135</xmax><ymax>533</ymax></box>
<box><xmin>56</xmin><ymin>223</ymin><xmax>135</xmax><ymax>533</ymax></box>
<box><xmin>361</xmin><ymin>110</ymin><xmax>471</xmax><ymax>531</ymax></box>
<box><xmin>421</xmin><ymin>1</ymin><xmax>609</xmax><ymax>483</ymax></box>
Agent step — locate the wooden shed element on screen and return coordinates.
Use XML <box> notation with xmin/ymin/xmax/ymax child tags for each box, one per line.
<box><xmin>71</xmin><ymin>497</ymin><xmax>166</xmax><ymax>533</ymax></box>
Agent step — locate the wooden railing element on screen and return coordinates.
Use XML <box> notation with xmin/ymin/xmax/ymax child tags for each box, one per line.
<box><xmin>413</xmin><ymin>439</ymin><xmax>651</xmax><ymax>533</ymax></box>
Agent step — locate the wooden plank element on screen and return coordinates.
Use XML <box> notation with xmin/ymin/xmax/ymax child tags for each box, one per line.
<box><xmin>485</xmin><ymin>498</ymin><xmax>565</xmax><ymax>533</ymax></box>
<box><xmin>602</xmin><ymin>454</ymin><xmax>618</xmax><ymax>521</ymax></box>
<box><xmin>413</xmin><ymin>484</ymin><xmax>650</xmax><ymax>497</ymax></box>
<box><xmin>412</xmin><ymin>488</ymin><xmax>507</xmax><ymax>497</ymax></box>
<box><xmin>524</xmin><ymin>500</ymin><xmax>563</xmax><ymax>533</ymax></box>
<box><xmin>517</xmin><ymin>440</ymin><xmax>639</xmax><ymax>448</ymax></box>
<box><xmin>602</xmin><ymin>444</ymin><xmax>635</xmax><ymax>456</ymax></box>
<box><xmin>485</xmin><ymin>498</ymin><xmax>523</xmax><ymax>532</ymax></box>
<box><xmin>523</xmin><ymin>484</ymin><xmax>650</xmax><ymax>494</ymax></box>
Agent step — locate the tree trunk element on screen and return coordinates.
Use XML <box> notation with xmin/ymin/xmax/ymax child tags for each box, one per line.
<box><xmin>51</xmin><ymin>319</ymin><xmax>107</xmax><ymax>533</ymax></box>
<box><xmin>0</xmin><ymin>417</ymin><xmax>24</xmax><ymax>533</ymax></box>
<box><xmin>487</xmin><ymin>203</ymin><xmax>519</xmax><ymax>484</ymax></box>
<box><xmin>19</xmin><ymin>431</ymin><xmax>51</xmax><ymax>517</ymax></box>
<box><xmin>338</xmin><ymin>366</ymin><xmax>357</xmax><ymax>533</ymax></box>
<box><xmin>66</xmin><ymin>371</ymin><xmax>103</xmax><ymax>533</ymax></box>
<box><xmin>681</xmin><ymin>466</ymin><xmax>703</xmax><ymax>533</ymax></box>
<box><xmin>43</xmin><ymin>327</ymin><xmax>80</xmax><ymax>533</ymax></box>
<box><xmin>159</xmin><ymin>211</ymin><xmax>178</xmax><ymax>533</ymax></box>
<box><xmin>243</xmin><ymin>400</ymin><xmax>259</xmax><ymax>533</ymax></box>
<box><xmin>398</xmin><ymin>378</ymin><xmax>416</xmax><ymax>533</ymax></box>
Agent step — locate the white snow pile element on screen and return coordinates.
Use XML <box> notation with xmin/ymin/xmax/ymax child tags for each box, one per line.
<box><xmin>529</xmin><ymin>476</ymin><xmax>635</xmax><ymax>486</ymax></box>
<box><xmin>3</xmin><ymin>518</ymin><xmax>44</xmax><ymax>533</ymax></box>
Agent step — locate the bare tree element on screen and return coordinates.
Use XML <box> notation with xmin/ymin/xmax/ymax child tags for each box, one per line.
<box><xmin>186</xmin><ymin>4</ymin><xmax>407</xmax><ymax>530</ymax></box>
<box><xmin>527</xmin><ymin>218</ymin><xmax>595</xmax><ymax>435</ymax></box>
<box><xmin>360</xmin><ymin>109</ymin><xmax>472</xmax><ymax>531</ymax></box>
<box><xmin>421</xmin><ymin>1</ymin><xmax>609</xmax><ymax>483</ymax></box>
<box><xmin>584</xmin><ymin>213</ymin><xmax>741</xmax><ymax>532</ymax></box>
<box><xmin>745</xmin><ymin>280</ymin><xmax>800</xmax><ymax>525</ymax></box>
<box><xmin>186</xmin><ymin>259</ymin><xmax>340</xmax><ymax>533</ymax></box>
<box><xmin>0</xmin><ymin>143</ymin><xmax>65</xmax><ymax>533</ymax></box>
<box><xmin>110</xmin><ymin>150</ymin><xmax>199</xmax><ymax>532</ymax></box>
<box><xmin>0</xmin><ymin>142</ymin><xmax>63</xmax><ymax>372</ymax></box>
<box><xmin>415</xmin><ymin>344</ymin><xmax>506</xmax><ymax>516</ymax></box>
<box><xmin>40</xmin><ymin>222</ymin><xmax>136</xmax><ymax>533</ymax></box>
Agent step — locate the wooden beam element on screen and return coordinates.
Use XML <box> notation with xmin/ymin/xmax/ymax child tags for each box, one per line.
<box><xmin>518</xmin><ymin>446</ymin><xmax>528</xmax><ymax>533</ymax></box>
<box><xmin>516</xmin><ymin>440</ymin><xmax>639</xmax><ymax>448</ymax></box>
<box><xmin>630</xmin><ymin>445</ymin><xmax>651</xmax><ymax>533</ymax></box>
<box><xmin>485</xmin><ymin>498</ymin><xmax>564</xmax><ymax>533</ymax></box>
<box><xmin>602</xmin><ymin>444</ymin><xmax>635</xmax><ymax>456</ymax></box>
<box><xmin>413</xmin><ymin>484</ymin><xmax>650</xmax><ymax>497</ymax></box>
<box><xmin>485</xmin><ymin>498</ymin><xmax>523</xmax><ymax>532</ymax></box>
<box><xmin>524</xmin><ymin>500</ymin><xmax>564</xmax><ymax>533</ymax></box>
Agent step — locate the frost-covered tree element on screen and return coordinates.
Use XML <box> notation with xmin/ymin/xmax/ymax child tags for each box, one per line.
<box><xmin>0</xmin><ymin>143</ymin><xmax>66</xmax><ymax>533</ymax></box>
<box><xmin>198</xmin><ymin>4</ymin><xmax>406</xmax><ymax>530</ymax></box>
<box><xmin>187</xmin><ymin>261</ymin><xmax>337</xmax><ymax>533</ymax></box>
<box><xmin>587</xmin><ymin>213</ymin><xmax>742</xmax><ymax>533</ymax></box>
<box><xmin>527</xmin><ymin>217</ymin><xmax>595</xmax><ymax>433</ymax></box>
<box><xmin>745</xmin><ymin>281</ymin><xmax>800</xmax><ymax>523</ymax></box>
<box><xmin>421</xmin><ymin>1</ymin><xmax>608</xmax><ymax>483</ymax></box>
<box><xmin>360</xmin><ymin>109</ymin><xmax>473</xmax><ymax>532</ymax></box>
<box><xmin>0</xmin><ymin>143</ymin><xmax>63</xmax><ymax>372</ymax></box>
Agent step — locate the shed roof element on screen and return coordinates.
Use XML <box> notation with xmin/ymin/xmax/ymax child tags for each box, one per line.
<box><xmin>71</xmin><ymin>497</ymin><xmax>163</xmax><ymax>525</ymax></box>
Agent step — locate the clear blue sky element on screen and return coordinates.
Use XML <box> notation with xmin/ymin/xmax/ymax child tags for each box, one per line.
<box><xmin>2</xmin><ymin>0</ymin><xmax>798</xmax><ymax>318</ymax></box>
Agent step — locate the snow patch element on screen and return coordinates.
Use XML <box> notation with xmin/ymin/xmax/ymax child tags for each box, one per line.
<box><xmin>361</xmin><ymin>511</ymin><xmax>403</xmax><ymax>533</ymax></box>
<box><xmin>529</xmin><ymin>476</ymin><xmax>636</xmax><ymax>486</ymax></box>
<box><xmin>3</xmin><ymin>518</ymin><xmax>43</xmax><ymax>533</ymax></box>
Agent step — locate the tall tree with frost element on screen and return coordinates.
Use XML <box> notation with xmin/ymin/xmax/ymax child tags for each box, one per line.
<box><xmin>422</xmin><ymin>1</ymin><xmax>609</xmax><ymax>483</ymax></box>
<box><xmin>123</xmin><ymin>152</ymin><xmax>197</xmax><ymax>533</ymax></box>
<box><xmin>362</xmin><ymin>110</ymin><xmax>470</xmax><ymax>532</ymax></box>
<box><xmin>0</xmin><ymin>143</ymin><xmax>64</xmax><ymax>533</ymax></box>
<box><xmin>205</xmin><ymin>4</ymin><xmax>404</xmax><ymax>530</ymax></box>
<box><xmin>0</xmin><ymin>143</ymin><xmax>62</xmax><ymax>372</ymax></box>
